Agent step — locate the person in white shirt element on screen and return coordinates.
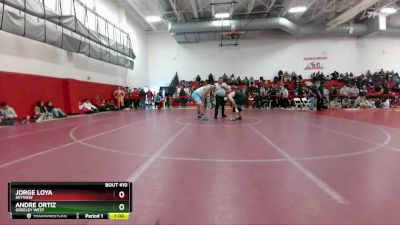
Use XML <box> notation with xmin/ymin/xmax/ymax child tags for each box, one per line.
<box><xmin>279</xmin><ymin>85</ymin><xmax>289</xmax><ymax>108</ymax></box>
<box><xmin>79</xmin><ymin>99</ymin><xmax>98</xmax><ymax>114</ymax></box>
<box><xmin>348</xmin><ymin>85</ymin><xmax>359</xmax><ymax>96</ymax></box>
<box><xmin>383</xmin><ymin>98</ymin><xmax>390</xmax><ymax>109</ymax></box>
<box><xmin>0</xmin><ymin>102</ymin><xmax>18</xmax><ymax>126</ymax></box>
<box><xmin>360</xmin><ymin>97</ymin><xmax>375</xmax><ymax>109</ymax></box>
<box><xmin>339</xmin><ymin>85</ymin><xmax>350</xmax><ymax>96</ymax></box>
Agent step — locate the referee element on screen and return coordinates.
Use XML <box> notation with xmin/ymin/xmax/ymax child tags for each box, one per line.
<box><xmin>214</xmin><ymin>77</ymin><xmax>230</xmax><ymax>119</ymax></box>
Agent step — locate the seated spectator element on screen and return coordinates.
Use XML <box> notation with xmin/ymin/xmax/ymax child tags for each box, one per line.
<box><xmin>93</xmin><ymin>95</ymin><xmax>102</xmax><ymax>107</ymax></box>
<box><xmin>278</xmin><ymin>70</ymin><xmax>283</xmax><ymax>81</ymax></box>
<box><xmin>244</xmin><ymin>77</ymin><xmax>249</xmax><ymax>86</ymax></box>
<box><xmin>184</xmin><ymin>86</ymin><xmax>191</xmax><ymax>96</ymax></box>
<box><xmin>354</xmin><ymin>93</ymin><xmax>366</xmax><ymax>108</ymax></box>
<box><xmin>382</xmin><ymin>84</ymin><xmax>389</xmax><ymax>95</ymax></box>
<box><xmin>291</xmin><ymin>72</ymin><xmax>297</xmax><ymax>83</ymax></box>
<box><xmin>222</xmin><ymin>73</ymin><xmax>228</xmax><ymax>82</ymax></box>
<box><xmin>374</xmin><ymin>98</ymin><xmax>382</xmax><ymax>108</ymax></box>
<box><xmin>339</xmin><ymin>84</ymin><xmax>350</xmax><ymax>96</ymax></box>
<box><xmin>79</xmin><ymin>99</ymin><xmax>98</xmax><ymax>114</ymax></box>
<box><xmin>230</xmin><ymin>74</ymin><xmax>237</xmax><ymax>85</ymax></box>
<box><xmin>105</xmin><ymin>100</ymin><xmax>118</xmax><ymax>111</ymax></box>
<box><xmin>99</xmin><ymin>100</ymin><xmax>110</xmax><ymax>111</ymax></box>
<box><xmin>348</xmin><ymin>84</ymin><xmax>359</xmax><ymax>97</ymax></box>
<box><xmin>253</xmin><ymin>92</ymin><xmax>263</xmax><ymax>109</ymax></box>
<box><xmin>359</xmin><ymin>85</ymin><xmax>368</xmax><ymax>96</ymax></box>
<box><xmin>283</xmin><ymin>71</ymin><xmax>291</xmax><ymax>82</ymax></box>
<box><xmin>34</xmin><ymin>101</ymin><xmax>51</xmax><ymax>122</ymax></box>
<box><xmin>208</xmin><ymin>73</ymin><xmax>215</xmax><ymax>84</ymax></box>
<box><xmin>249</xmin><ymin>76</ymin><xmax>255</xmax><ymax>86</ymax></box>
<box><xmin>383</xmin><ymin>98</ymin><xmax>390</xmax><ymax>109</ymax></box>
<box><xmin>45</xmin><ymin>101</ymin><xmax>66</xmax><ymax>118</ymax></box>
<box><xmin>155</xmin><ymin>92</ymin><xmax>164</xmax><ymax>110</ymax></box>
<box><xmin>147</xmin><ymin>90</ymin><xmax>154</xmax><ymax>107</ymax></box>
<box><xmin>0</xmin><ymin>102</ymin><xmax>18</xmax><ymax>126</ymax></box>
<box><xmin>93</xmin><ymin>95</ymin><xmax>108</xmax><ymax>112</ymax></box>
<box><xmin>196</xmin><ymin>74</ymin><xmax>201</xmax><ymax>82</ymax></box>
<box><xmin>360</xmin><ymin>96</ymin><xmax>375</xmax><ymax>109</ymax></box>
<box><xmin>236</xmin><ymin>76</ymin><xmax>242</xmax><ymax>85</ymax></box>
<box><xmin>330</xmin><ymin>86</ymin><xmax>338</xmax><ymax>96</ymax></box>
<box><xmin>329</xmin><ymin>98</ymin><xmax>342</xmax><ymax>109</ymax></box>
<box><xmin>341</xmin><ymin>97</ymin><xmax>350</xmax><ymax>109</ymax></box>
<box><xmin>179</xmin><ymin>88</ymin><xmax>188</xmax><ymax>107</ymax></box>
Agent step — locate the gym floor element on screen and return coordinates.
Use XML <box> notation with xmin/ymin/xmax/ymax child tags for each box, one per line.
<box><xmin>1</xmin><ymin>109</ymin><xmax>400</xmax><ymax>224</ymax></box>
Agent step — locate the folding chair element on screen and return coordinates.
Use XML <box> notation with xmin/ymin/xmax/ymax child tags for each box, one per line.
<box><xmin>301</xmin><ymin>98</ymin><xmax>311</xmax><ymax>110</ymax></box>
<box><xmin>293</xmin><ymin>98</ymin><xmax>303</xmax><ymax>110</ymax></box>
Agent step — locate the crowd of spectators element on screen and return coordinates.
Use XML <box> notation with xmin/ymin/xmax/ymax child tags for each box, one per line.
<box><xmin>170</xmin><ymin>69</ymin><xmax>400</xmax><ymax>111</ymax></box>
<box><xmin>2</xmin><ymin>69</ymin><xmax>400</xmax><ymax>127</ymax></box>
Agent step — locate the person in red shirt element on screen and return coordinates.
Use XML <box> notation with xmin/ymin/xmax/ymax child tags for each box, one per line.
<box><xmin>131</xmin><ymin>88</ymin><xmax>141</xmax><ymax>109</ymax></box>
<box><xmin>92</xmin><ymin>95</ymin><xmax>107</xmax><ymax>111</ymax></box>
<box><xmin>147</xmin><ymin>90</ymin><xmax>154</xmax><ymax>108</ymax></box>
<box><xmin>93</xmin><ymin>95</ymin><xmax>102</xmax><ymax>107</ymax></box>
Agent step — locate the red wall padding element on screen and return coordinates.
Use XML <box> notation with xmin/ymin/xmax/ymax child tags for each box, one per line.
<box><xmin>66</xmin><ymin>79</ymin><xmax>116</xmax><ymax>114</ymax></box>
<box><xmin>0</xmin><ymin>71</ymin><xmax>118</xmax><ymax>118</ymax></box>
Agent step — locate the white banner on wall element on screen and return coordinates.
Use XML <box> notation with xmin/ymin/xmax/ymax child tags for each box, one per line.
<box><xmin>303</xmin><ymin>56</ymin><xmax>328</xmax><ymax>71</ymax></box>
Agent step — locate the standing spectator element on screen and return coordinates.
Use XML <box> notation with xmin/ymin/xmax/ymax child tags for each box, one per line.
<box><xmin>165</xmin><ymin>94</ymin><xmax>171</xmax><ymax>109</ymax></box>
<box><xmin>45</xmin><ymin>101</ymin><xmax>66</xmax><ymax>118</ymax></box>
<box><xmin>113</xmin><ymin>86</ymin><xmax>125</xmax><ymax>110</ymax></box>
<box><xmin>179</xmin><ymin>88</ymin><xmax>188</xmax><ymax>107</ymax></box>
<box><xmin>0</xmin><ymin>102</ymin><xmax>18</xmax><ymax>126</ymax></box>
<box><xmin>131</xmin><ymin>88</ymin><xmax>141</xmax><ymax>109</ymax></box>
<box><xmin>139</xmin><ymin>88</ymin><xmax>146</xmax><ymax>109</ymax></box>
<box><xmin>147</xmin><ymin>90</ymin><xmax>154</xmax><ymax>108</ymax></box>
<box><xmin>279</xmin><ymin>85</ymin><xmax>289</xmax><ymax>108</ymax></box>
<box><xmin>309</xmin><ymin>80</ymin><xmax>323</xmax><ymax>111</ymax></box>
<box><xmin>124</xmin><ymin>87</ymin><xmax>132</xmax><ymax>109</ymax></box>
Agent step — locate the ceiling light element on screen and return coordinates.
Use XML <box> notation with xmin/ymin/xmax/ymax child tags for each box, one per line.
<box><xmin>288</xmin><ymin>6</ymin><xmax>307</xmax><ymax>13</ymax></box>
<box><xmin>145</xmin><ymin>16</ymin><xmax>161</xmax><ymax>23</ymax></box>
<box><xmin>212</xmin><ymin>20</ymin><xmax>231</xmax><ymax>27</ymax></box>
<box><xmin>215</xmin><ymin>12</ymin><xmax>230</xmax><ymax>19</ymax></box>
<box><xmin>380</xmin><ymin>7</ymin><xmax>397</xmax><ymax>14</ymax></box>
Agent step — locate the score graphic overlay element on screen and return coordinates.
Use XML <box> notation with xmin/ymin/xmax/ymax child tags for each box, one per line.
<box><xmin>8</xmin><ymin>182</ymin><xmax>132</xmax><ymax>220</ymax></box>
